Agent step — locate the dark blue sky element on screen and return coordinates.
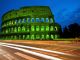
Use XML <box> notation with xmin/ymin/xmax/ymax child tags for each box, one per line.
<box><xmin>0</xmin><ymin>0</ymin><xmax>80</xmax><ymax>29</ymax></box>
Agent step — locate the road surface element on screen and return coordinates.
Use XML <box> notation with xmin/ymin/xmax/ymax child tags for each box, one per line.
<box><xmin>0</xmin><ymin>42</ymin><xmax>80</xmax><ymax>60</ymax></box>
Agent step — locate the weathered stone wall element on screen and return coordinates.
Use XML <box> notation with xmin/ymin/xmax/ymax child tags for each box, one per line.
<box><xmin>1</xmin><ymin>6</ymin><xmax>61</xmax><ymax>40</ymax></box>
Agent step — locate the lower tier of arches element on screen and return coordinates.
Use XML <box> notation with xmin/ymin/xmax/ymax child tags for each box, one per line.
<box><xmin>0</xmin><ymin>34</ymin><xmax>59</xmax><ymax>40</ymax></box>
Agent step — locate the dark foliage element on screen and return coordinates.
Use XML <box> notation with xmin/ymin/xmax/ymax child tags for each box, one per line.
<box><xmin>62</xmin><ymin>23</ymin><xmax>80</xmax><ymax>38</ymax></box>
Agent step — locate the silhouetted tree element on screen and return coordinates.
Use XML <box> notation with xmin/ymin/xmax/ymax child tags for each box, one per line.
<box><xmin>68</xmin><ymin>23</ymin><xmax>80</xmax><ymax>38</ymax></box>
<box><xmin>62</xmin><ymin>26</ymin><xmax>70</xmax><ymax>38</ymax></box>
<box><xmin>62</xmin><ymin>23</ymin><xmax>80</xmax><ymax>38</ymax></box>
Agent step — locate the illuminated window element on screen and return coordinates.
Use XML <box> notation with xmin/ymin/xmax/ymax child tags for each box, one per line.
<box><xmin>24</xmin><ymin>18</ymin><xmax>26</xmax><ymax>22</ymax></box>
<box><xmin>15</xmin><ymin>20</ymin><xmax>17</xmax><ymax>24</ymax></box>
<box><xmin>14</xmin><ymin>27</ymin><xmax>17</xmax><ymax>32</ymax></box>
<box><xmin>20</xmin><ymin>19</ymin><xmax>22</xmax><ymax>23</ymax></box>
<box><xmin>46</xmin><ymin>34</ymin><xmax>49</xmax><ymax>39</ymax></box>
<box><xmin>41</xmin><ymin>26</ymin><xmax>44</xmax><ymax>31</ymax></box>
<box><xmin>31</xmin><ymin>18</ymin><xmax>34</xmax><ymax>22</ymax></box>
<box><xmin>50</xmin><ymin>18</ymin><xmax>53</xmax><ymax>23</ymax></box>
<box><xmin>41</xmin><ymin>18</ymin><xmax>44</xmax><ymax>22</ymax></box>
<box><xmin>27</xmin><ymin>35</ymin><xmax>29</xmax><ymax>39</ymax></box>
<box><xmin>50</xmin><ymin>26</ymin><xmax>53</xmax><ymax>31</ymax></box>
<box><xmin>18</xmin><ymin>19</ymin><xmax>21</xmax><ymax>23</ymax></box>
<box><xmin>55</xmin><ymin>35</ymin><xmax>58</xmax><ymax>39</ymax></box>
<box><xmin>31</xmin><ymin>26</ymin><xmax>35</xmax><ymax>31</ymax></box>
<box><xmin>51</xmin><ymin>35</ymin><xmax>54</xmax><ymax>39</ymax></box>
<box><xmin>27</xmin><ymin>18</ymin><xmax>30</xmax><ymax>23</ymax></box>
<box><xmin>6</xmin><ymin>29</ymin><xmax>8</xmax><ymax>33</ymax></box>
<box><xmin>22</xmin><ymin>18</ymin><xmax>26</xmax><ymax>23</ymax></box>
<box><xmin>41</xmin><ymin>35</ymin><xmax>44</xmax><ymax>39</ymax></box>
<box><xmin>36</xmin><ymin>18</ymin><xmax>39</xmax><ymax>22</ymax></box>
<box><xmin>11</xmin><ymin>21</ymin><xmax>14</xmax><ymax>24</ymax></box>
<box><xmin>18</xmin><ymin>27</ymin><xmax>21</xmax><ymax>32</ymax></box>
<box><xmin>31</xmin><ymin>35</ymin><xmax>34</xmax><ymax>39</ymax></box>
<box><xmin>23</xmin><ymin>35</ymin><xmax>25</xmax><ymax>39</ymax></box>
<box><xmin>22</xmin><ymin>26</ymin><xmax>25</xmax><ymax>31</ymax></box>
<box><xmin>55</xmin><ymin>26</ymin><xmax>57</xmax><ymax>31</ymax></box>
<box><xmin>11</xmin><ymin>28</ymin><xmax>13</xmax><ymax>32</ymax></box>
<box><xmin>46</xmin><ymin>18</ymin><xmax>49</xmax><ymax>22</ymax></box>
<box><xmin>36</xmin><ymin>35</ymin><xmax>40</xmax><ymax>39</ymax></box>
<box><xmin>36</xmin><ymin>26</ymin><xmax>39</xmax><ymax>31</ymax></box>
<box><xmin>46</xmin><ymin>26</ymin><xmax>49</xmax><ymax>31</ymax></box>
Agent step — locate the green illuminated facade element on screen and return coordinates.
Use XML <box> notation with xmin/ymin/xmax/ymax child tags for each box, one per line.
<box><xmin>1</xmin><ymin>6</ymin><xmax>61</xmax><ymax>40</ymax></box>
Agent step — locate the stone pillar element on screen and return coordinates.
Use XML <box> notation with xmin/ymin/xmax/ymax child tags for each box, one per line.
<box><xmin>14</xmin><ymin>27</ymin><xmax>15</xmax><ymax>33</ymax></box>
<box><xmin>16</xmin><ymin>26</ymin><xmax>18</xmax><ymax>32</ymax></box>
<box><xmin>21</xmin><ymin>26</ymin><xmax>22</xmax><ymax>32</ymax></box>
<box><xmin>26</xmin><ymin>18</ymin><xmax>28</xmax><ymax>23</ymax></box>
<box><xmin>19</xmin><ymin>19</ymin><xmax>21</xmax><ymax>23</ymax></box>
<box><xmin>13</xmin><ymin>20</ymin><xmax>14</xmax><ymax>25</ymax></box>
<box><xmin>22</xmin><ymin>18</ymin><xmax>24</xmax><ymax>23</ymax></box>
<box><xmin>49</xmin><ymin>18</ymin><xmax>50</xmax><ymax>39</ymax></box>
<box><xmin>34</xmin><ymin>18</ymin><xmax>36</xmax><ymax>40</ymax></box>
<box><xmin>13</xmin><ymin>27</ymin><xmax>14</xmax><ymax>33</ymax></box>
<box><xmin>44</xmin><ymin>18</ymin><xmax>46</xmax><ymax>40</ymax></box>
<box><xmin>11</xmin><ymin>20</ymin><xmax>12</xmax><ymax>25</ymax></box>
<box><xmin>39</xmin><ymin>18</ymin><xmax>41</xmax><ymax>40</ymax></box>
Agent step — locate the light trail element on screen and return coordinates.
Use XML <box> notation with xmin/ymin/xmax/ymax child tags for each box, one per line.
<box><xmin>0</xmin><ymin>42</ymin><xmax>72</xmax><ymax>56</ymax></box>
<box><xmin>0</xmin><ymin>43</ymin><xmax>62</xmax><ymax>60</ymax></box>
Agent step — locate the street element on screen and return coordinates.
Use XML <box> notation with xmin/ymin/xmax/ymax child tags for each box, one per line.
<box><xmin>0</xmin><ymin>42</ymin><xmax>80</xmax><ymax>60</ymax></box>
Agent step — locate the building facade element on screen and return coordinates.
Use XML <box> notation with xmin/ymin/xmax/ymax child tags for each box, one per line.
<box><xmin>1</xmin><ymin>6</ymin><xmax>61</xmax><ymax>40</ymax></box>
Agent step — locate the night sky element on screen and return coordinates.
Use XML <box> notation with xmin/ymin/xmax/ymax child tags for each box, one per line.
<box><xmin>0</xmin><ymin>0</ymin><xmax>80</xmax><ymax>29</ymax></box>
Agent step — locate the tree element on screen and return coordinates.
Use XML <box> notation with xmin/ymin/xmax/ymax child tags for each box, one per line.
<box><xmin>68</xmin><ymin>23</ymin><xmax>80</xmax><ymax>38</ymax></box>
<box><xmin>62</xmin><ymin>26</ymin><xmax>70</xmax><ymax>38</ymax></box>
<box><xmin>62</xmin><ymin>23</ymin><xmax>80</xmax><ymax>38</ymax></box>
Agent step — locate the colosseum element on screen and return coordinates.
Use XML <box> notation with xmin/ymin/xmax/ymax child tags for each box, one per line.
<box><xmin>0</xmin><ymin>6</ymin><xmax>61</xmax><ymax>40</ymax></box>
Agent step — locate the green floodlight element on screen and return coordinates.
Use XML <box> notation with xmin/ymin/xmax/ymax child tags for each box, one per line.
<box><xmin>1</xmin><ymin>6</ymin><xmax>61</xmax><ymax>40</ymax></box>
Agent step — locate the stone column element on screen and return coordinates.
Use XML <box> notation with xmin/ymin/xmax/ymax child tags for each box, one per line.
<box><xmin>13</xmin><ymin>20</ymin><xmax>15</xmax><ymax>25</ymax></box>
<box><xmin>44</xmin><ymin>18</ymin><xmax>46</xmax><ymax>40</ymax></box>
<box><xmin>34</xmin><ymin>18</ymin><xmax>36</xmax><ymax>40</ymax></box>
<box><xmin>49</xmin><ymin>18</ymin><xmax>50</xmax><ymax>39</ymax></box>
<box><xmin>26</xmin><ymin>18</ymin><xmax>28</xmax><ymax>23</ymax></box>
<box><xmin>39</xmin><ymin>18</ymin><xmax>41</xmax><ymax>40</ymax></box>
<box><xmin>29</xmin><ymin>18</ymin><xmax>31</xmax><ymax>39</ymax></box>
<box><xmin>16</xmin><ymin>26</ymin><xmax>18</xmax><ymax>32</ymax></box>
<box><xmin>22</xmin><ymin>18</ymin><xmax>24</xmax><ymax>23</ymax></box>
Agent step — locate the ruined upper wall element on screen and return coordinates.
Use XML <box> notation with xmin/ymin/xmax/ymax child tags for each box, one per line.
<box><xmin>2</xmin><ymin>6</ymin><xmax>53</xmax><ymax>21</ymax></box>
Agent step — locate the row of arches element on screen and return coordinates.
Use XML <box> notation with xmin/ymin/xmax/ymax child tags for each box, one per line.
<box><xmin>2</xmin><ymin>34</ymin><xmax>58</xmax><ymax>40</ymax></box>
<box><xmin>2</xmin><ymin>25</ymin><xmax>57</xmax><ymax>33</ymax></box>
<box><xmin>2</xmin><ymin>18</ymin><xmax>54</xmax><ymax>27</ymax></box>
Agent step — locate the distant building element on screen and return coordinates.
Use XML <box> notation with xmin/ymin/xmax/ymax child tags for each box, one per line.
<box><xmin>0</xmin><ymin>6</ymin><xmax>61</xmax><ymax>40</ymax></box>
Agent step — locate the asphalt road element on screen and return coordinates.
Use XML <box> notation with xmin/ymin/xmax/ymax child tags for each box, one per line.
<box><xmin>0</xmin><ymin>42</ymin><xmax>80</xmax><ymax>60</ymax></box>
